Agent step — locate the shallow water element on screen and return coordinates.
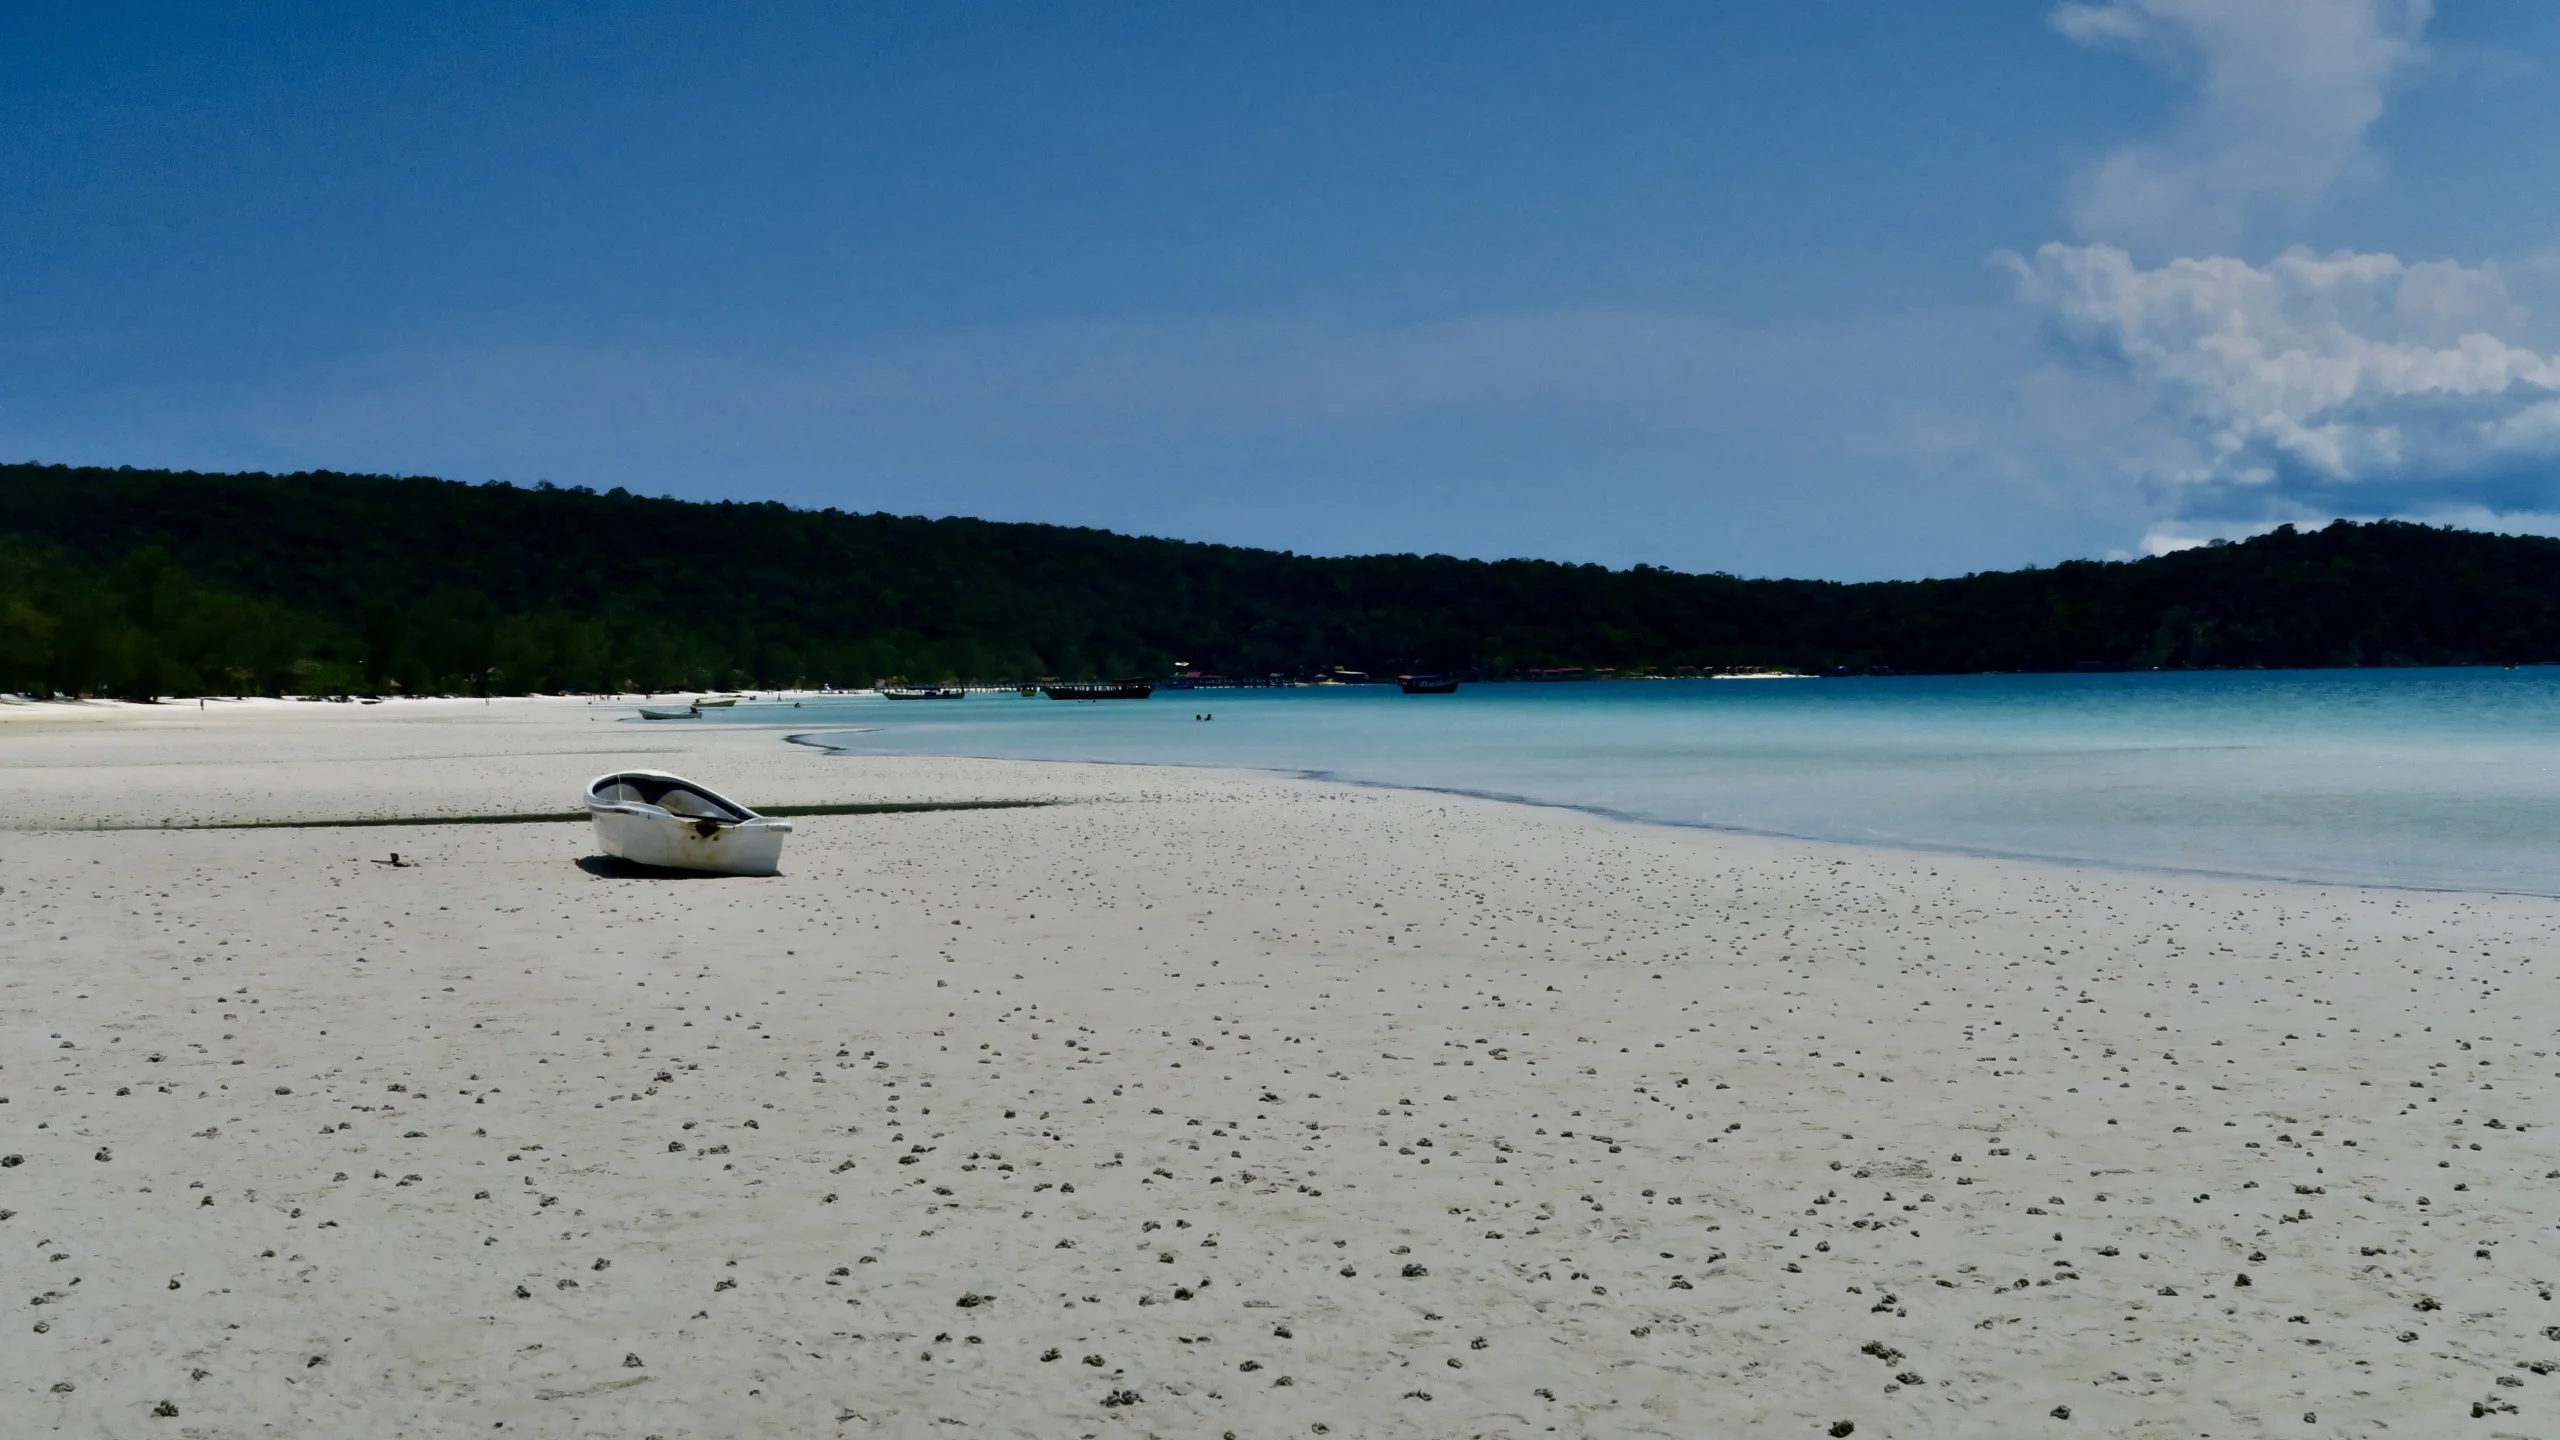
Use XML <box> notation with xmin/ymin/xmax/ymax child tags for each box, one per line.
<box><xmin>697</xmin><ymin>671</ymin><xmax>2560</xmax><ymax>894</ymax></box>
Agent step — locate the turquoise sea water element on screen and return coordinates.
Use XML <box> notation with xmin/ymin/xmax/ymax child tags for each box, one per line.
<box><xmin>690</xmin><ymin>671</ymin><xmax>2560</xmax><ymax>895</ymax></box>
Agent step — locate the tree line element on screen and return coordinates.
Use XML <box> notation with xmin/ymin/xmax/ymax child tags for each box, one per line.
<box><xmin>5</xmin><ymin>462</ymin><xmax>2560</xmax><ymax>698</ymax></box>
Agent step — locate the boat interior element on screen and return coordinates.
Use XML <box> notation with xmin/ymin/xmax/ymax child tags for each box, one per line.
<box><xmin>590</xmin><ymin>775</ymin><xmax>751</xmax><ymax>822</ymax></box>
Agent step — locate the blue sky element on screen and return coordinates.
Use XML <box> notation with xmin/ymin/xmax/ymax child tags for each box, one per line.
<box><xmin>3</xmin><ymin>2</ymin><xmax>2556</xmax><ymax>579</ymax></box>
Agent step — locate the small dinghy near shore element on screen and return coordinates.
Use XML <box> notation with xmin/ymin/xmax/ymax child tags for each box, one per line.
<box><xmin>584</xmin><ymin>771</ymin><xmax>792</xmax><ymax>875</ymax></box>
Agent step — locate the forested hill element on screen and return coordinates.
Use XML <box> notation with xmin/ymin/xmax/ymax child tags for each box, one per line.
<box><xmin>6</xmin><ymin>462</ymin><xmax>2560</xmax><ymax>696</ymax></box>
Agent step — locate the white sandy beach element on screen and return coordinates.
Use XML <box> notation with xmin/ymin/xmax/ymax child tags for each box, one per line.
<box><xmin>5</xmin><ymin>697</ymin><xmax>2559</xmax><ymax>1438</ymax></box>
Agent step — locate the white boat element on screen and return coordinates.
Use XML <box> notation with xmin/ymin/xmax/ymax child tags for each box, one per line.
<box><xmin>583</xmin><ymin>770</ymin><xmax>793</xmax><ymax>876</ymax></box>
<box><xmin>693</xmin><ymin>695</ymin><xmax>741</xmax><ymax>708</ymax></box>
<box><xmin>636</xmin><ymin>705</ymin><xmax>698</xmax><ymax>720</ymax></box>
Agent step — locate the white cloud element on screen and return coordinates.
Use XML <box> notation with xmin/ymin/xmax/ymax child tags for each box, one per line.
<box><xmin>2006</xmin><ymin>242</ymin><xmax>2560</xmax><ymax>524</ymax></box>
<box><xmin>2139</xmin><ymin>509</ymin><xmax>2560</xmax><ymax>557</ymax></box>
<box><xmin>2051</xmin><ymin>0</ymin><xmax>2432</xmax><ymax>252</ymax></box>
<box><xmin>2023</xmin><ymin>2</ymin><xmax>2560</xmax><ymax>543</ymax></box>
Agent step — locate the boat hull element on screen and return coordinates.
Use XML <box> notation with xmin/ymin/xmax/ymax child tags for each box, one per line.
<box><xmin>590</xmin><ymin>809</ymin><xmax>789</xmax><ymax>875</ymax></box>
<box><xmin>584</xmin><ymin>770</ymin><xmax>793</xmax><ymax>876</ymax></box>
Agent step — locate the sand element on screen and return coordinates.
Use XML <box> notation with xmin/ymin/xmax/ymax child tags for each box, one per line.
<box><xmin>4</xmin><ymin>696</ymin><xmax>2559</xmax><ymax>1437</ymax></box>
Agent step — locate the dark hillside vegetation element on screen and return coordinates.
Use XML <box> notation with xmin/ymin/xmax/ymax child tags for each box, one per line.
<box><xmin>4</xmin><ymin>462</ymin><xmax>2560</xmax><ymax>696</ymax></box>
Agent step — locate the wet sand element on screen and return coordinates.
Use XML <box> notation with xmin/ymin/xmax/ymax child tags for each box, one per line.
<box><xmin>4</xmin><ymin>697</ymin><xmax>2558</xmax><ymax>1437</ymax></box>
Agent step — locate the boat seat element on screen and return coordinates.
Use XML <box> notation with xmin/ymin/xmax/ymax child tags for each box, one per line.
<box><xmin>659</xmin><ymin>789</ymin><xmax>733</xmax><ymax>820</ymax></box>
<box><xmin>596</xmin><ymin>782</ymin><xmax>647</xmax><ymax>806</ymax></box>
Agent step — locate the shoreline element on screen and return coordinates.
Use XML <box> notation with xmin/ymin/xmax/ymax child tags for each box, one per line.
<box><xmin>9</xmin><ymin>697</ymin><xmax>2503</xmax><ymax>899</ymax></box>
<box><xmin>789</xmin><ymin>728</ymin><xmax>2551</xmax><ymax>904</ymax></box>
<box><xmin>24</xmin><ymin>677</ymin><xmax>2553</xmax><ymax>901</ymax></box>
<box><xmin>5</xmin><ymin>700</ymin><xmax>2556</xmax><ymax>1436</ymax></box>
<box><xmin>18</xmin><ymin>685</ymin><xmax>2555</xmax><ymax>899</ymax></box>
